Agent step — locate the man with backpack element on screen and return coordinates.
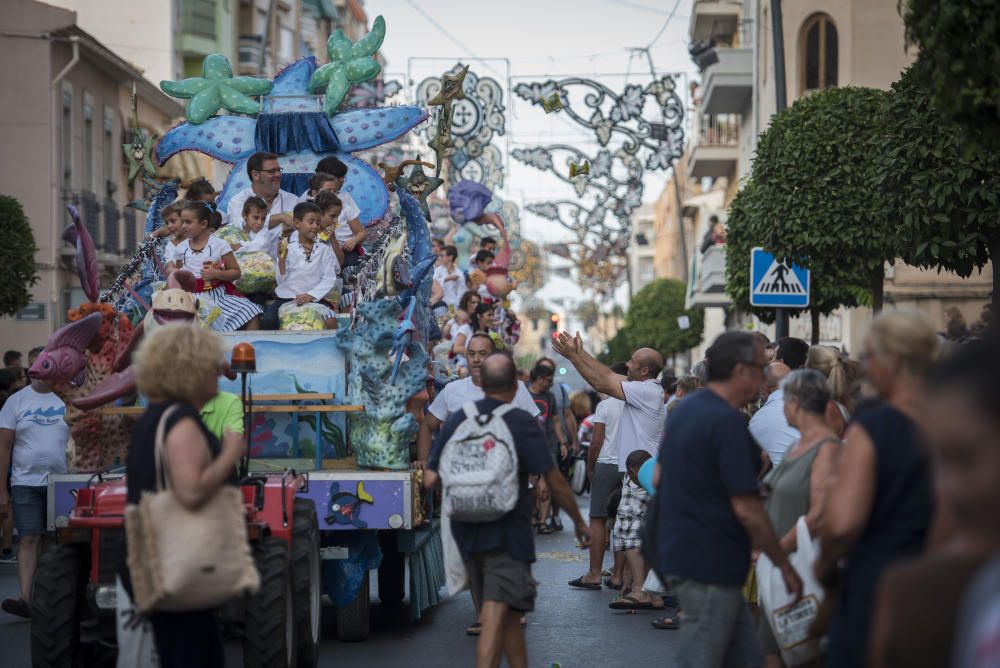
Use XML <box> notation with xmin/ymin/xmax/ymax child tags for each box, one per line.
<box><xmin>424</xmin><ymin>353</ymin><xmax>591</xmax><ymax>668</ymax></box>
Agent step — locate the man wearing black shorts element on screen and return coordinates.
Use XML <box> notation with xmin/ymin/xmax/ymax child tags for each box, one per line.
<box><xmin>425</xmin><ymin>354</ymin><xmax>590</xmax><ymax>668</ymax></box>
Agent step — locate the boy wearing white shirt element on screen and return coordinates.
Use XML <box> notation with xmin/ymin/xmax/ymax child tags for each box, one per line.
<box><xmin>305</xmin><ymin>157</ymin><xmax>367</xmax><ymax>267</ymax></box>
<box><xmin>261</xmin><ymin>202</ymin><xmax>340</xmax><ymax>330</ymax></box>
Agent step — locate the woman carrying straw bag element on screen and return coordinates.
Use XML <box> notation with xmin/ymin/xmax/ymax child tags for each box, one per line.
<box><xmin>119</xmin><ymin>323</ymin><xmax>257</xmax><ymax>667</ymax></box>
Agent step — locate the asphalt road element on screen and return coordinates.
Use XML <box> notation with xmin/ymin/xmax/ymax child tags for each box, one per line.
<box><xmin>1</xmin><ymin>500</ymin><xmax>681</xmax><ymax>666</ymax></box>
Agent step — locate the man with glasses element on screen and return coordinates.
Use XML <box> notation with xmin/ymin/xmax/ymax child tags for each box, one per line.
<box><xmin>225</xmin><ymin>152</ymin><xmax>298</xmax><ymax>229</ymax></box>
<box><xmin>652</xmin><ymin>331</ymin><xmax>802</xmax><ymax>667</ymax></box>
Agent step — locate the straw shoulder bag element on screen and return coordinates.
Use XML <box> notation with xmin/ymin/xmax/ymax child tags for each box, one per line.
<box><xmin>125</xmin><ymin>405</ymin><xmax>260</xmax><ymax>612</ymax></box>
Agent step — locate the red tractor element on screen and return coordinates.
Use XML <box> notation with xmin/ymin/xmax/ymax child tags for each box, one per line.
<box><xmin>30</xmin><ymin>470</ymin><xmax>321</xmax><ymax>668</ymax></box>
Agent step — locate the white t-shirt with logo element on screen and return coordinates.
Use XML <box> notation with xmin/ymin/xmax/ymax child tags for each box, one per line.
<box><xmin>592</xmin><ymin>397</ymin><xmax>624</xmax><ymax>466</ymax></box>
<box><xmin>617</xmin><ymin>379</ymin><xmax>666</xmax><ymax>472</ymax></box>
<box><xmin>0</xmin><ymin>385</ymin><xmax>69</xmax><ymax>486</ymax></box>
<box><xmin>428</xmin><ymin>377</ymin><xmax>540</xmax><ymax>421</ymax></box>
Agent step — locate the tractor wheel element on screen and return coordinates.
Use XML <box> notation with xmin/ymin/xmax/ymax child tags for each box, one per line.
<box><xmin>335</xmin><ymin>570</ymin><xmax>370</xmax><ymax>642</ymax></box>
<box><xmin>291</xmin><ymin>499</ymin><xmax>321</xmax><ymax>667</ymax></box>
<box><xmin>377</xmin><ymin>533</ymin><xmax>406</xmax><ymax>605</ymax></box>
<box><xmin>30</xmin><ymin>544</ymin><xmax>85</xmax><ymax>668</ymax></box>
<box><xmin>244</xmin><ymin>537</ymin><xmax>295</xmax><ymax>668</ymax></box>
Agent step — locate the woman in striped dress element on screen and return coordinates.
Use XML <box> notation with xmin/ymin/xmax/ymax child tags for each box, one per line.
<box><xmin>169</xmin><ymin>201</ymin><xmax>262</xmax><ymax>331</ymax></box>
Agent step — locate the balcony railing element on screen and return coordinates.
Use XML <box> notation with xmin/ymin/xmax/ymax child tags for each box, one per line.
<box><xmin>238</xmin><ymin>35</ymin><xmax>272</xmax><ymax>76</ymax></box>
<box><xmin>180</xmin><ymin>0</ymin><xmax>216</xmax><ymax>40</ymax></box>
<box><xmin>123</xmin><ymin>208</ymin><xmax>138</xmax><ymax>253</ymax></box>
<box><xmin>698</xmin><ymin>113</ymin><xmax>740</xmax><ymax>146</ymax></box>
<box><xmin>103</xmin><ymin>198</ymin><xmax>120</xmax><ymax>255</ymax></box>
<box><xmin>713</xmin><ymin>18</ymin><xmax>754</xmax><ymax>49</ymax></box>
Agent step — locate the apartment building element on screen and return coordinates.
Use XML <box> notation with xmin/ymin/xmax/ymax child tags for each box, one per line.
<box><xmin>666</xmin><ymin>0</ymin><xmax>992</xmax><ymax>352</ymax></box>
<box><xmin>0</xmin><ymin>0</ymin><xmax>184</xmax><ymax>354</ymax></box>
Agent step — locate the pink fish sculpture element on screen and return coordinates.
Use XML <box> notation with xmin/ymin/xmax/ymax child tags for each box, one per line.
<box><xmin>28</xmin><ymin>312</ymin><xmax>103</xmax><ymax>385</ymax></box>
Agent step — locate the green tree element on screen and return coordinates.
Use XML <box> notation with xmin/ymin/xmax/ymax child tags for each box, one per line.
<box><xmin>0</xmin><ymin>196</ymin><xmax>39</xmax><ymax>316</ymax></box>
<box><xmin>598</xmin><ymin>329</ymin><xmax>634</xmax><ymax>365</ymax></box>
<box><xmin>622</xmin><ymin>278</ymin><xmax>704</xmax><ymax>359</ymax></box>
<box><xmin>900</xmin><ymin>0</ymin><xmax>1000</xmax><ymax>152</ymax></box>
<box><xmin>727</xmin><ymin>87</ymin><xmax>892</xmax><ymax>321</ymax></box>
<box><xmin>876</xmin><ymin>67</ymin><xmax>1000</xmax><ymax>308</ymax></box>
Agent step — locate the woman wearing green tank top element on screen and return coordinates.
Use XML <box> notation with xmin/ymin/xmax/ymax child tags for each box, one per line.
<box><xmin>760</xmin><ymin>369</ymin><xmax>842</xmax><ymax>665</ymax></box>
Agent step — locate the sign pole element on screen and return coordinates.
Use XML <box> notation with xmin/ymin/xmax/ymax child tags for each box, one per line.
<box><xmin>776</xmin><ymin>309</ymin><xmax>790</xmax><ymax>339</ymax></box>
<box><xmin>771</xmin><ymin>0</ymin><xmax>790</xmax><ymax>338</ymax></box>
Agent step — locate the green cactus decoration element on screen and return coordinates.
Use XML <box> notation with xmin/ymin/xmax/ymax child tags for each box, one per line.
<box><xmin>308</xmin><ymin>15</ymin><xmax>386</xmax><ymax>117</ymax></box>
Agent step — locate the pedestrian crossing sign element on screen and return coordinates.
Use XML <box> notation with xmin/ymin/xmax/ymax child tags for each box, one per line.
<box><xmin>750</xmin><ymin>248</ymin><xmax>810</xmax><ymax>308</ymax></box>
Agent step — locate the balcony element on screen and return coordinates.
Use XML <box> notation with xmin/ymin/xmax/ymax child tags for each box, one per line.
<box><xmin>700</xmin><ymin>20</ymin><xmax>753</xmax><ymax>115</ymax></box>
<box><xmin>238</xmin><ymin>35</ymin><xmax>273</xmax><ymax>76</ymax></box>
<box><xmin>177</xmin><ymin>0</ymin><xmax>217</xmax><ymax>57</ymax></box>
<box><xmin>690</xmin><ymin>0</ymin><xmax>742</xmax><ymax>44</ymax></box>
<box><xmin>689</xmin><ymin>113</ymin><xmax>739</xmax><ymax>178</ymax></box>
<box><xmin>123</xmin><ymin>208</ymin><xmax>138</xmax><ymax>254</ymax></box>
<box><xmin>103</xmin><ymin>198</ymin><xmax>120</xmax><ymax>255</ymax></box>
<box><xmin>687</xmin><ymin>244</ymin><xmax>731</xmax><ymax>308</ymax></box>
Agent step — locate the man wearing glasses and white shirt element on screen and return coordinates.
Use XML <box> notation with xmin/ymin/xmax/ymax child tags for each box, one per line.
<box><xmin>225</xmin><ymin>152</ymin><xmax>299</xmax><ymax>229</ymax></box>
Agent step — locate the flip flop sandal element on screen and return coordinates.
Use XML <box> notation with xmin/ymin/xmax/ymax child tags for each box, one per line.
<box><xmin>609</xmin><ymin>595</ymin><xmax>655</xmax><ymax>610</ymax></box>
<box><xmin>604</xmin><ymin>578</ymin><xmax>624</xmax><ymax>589</ymax></box>
<box><xmin>651</xmin><ymin>616</ymin><xmax>680</xmax><ymax>630</ymax></box>
<box><xmin>568</xmin><ymin>577</ymin><xmax>602</xmax><ymax>590</ymax></box>
<box><xmin>466</xmin><ymin>622</ymin><xmax>482</xmax><ymax>636</ymax></box>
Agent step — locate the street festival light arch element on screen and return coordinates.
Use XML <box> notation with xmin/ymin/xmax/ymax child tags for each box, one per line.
<box><xmin>513</xmin><ymin>73</ymin><xmax>685</xmax><ymax>298</ymax></box>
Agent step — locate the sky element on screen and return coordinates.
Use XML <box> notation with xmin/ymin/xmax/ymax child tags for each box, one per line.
<box><xmin>371</xmin><ymin>0</ymin><xmax>698</xmax><ymax>317</ymax></box>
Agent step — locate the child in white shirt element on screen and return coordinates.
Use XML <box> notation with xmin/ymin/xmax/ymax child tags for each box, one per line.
<box><xmin>307</xmin><ymin>157</ymin><xmax>366</xmax><ymax>266</ymax></box>
<box><xmin>150</xmin><ymin>202</ymin><xmax>186</xmax><ymax>268</ymax></box>
<box><xmin>264</xmin><ymin>202</ymin><xmax>340</xmax><ymax>330</ymax></box>
<box><xmin>170</xmin><ymin>201</ymin><xmax>262</xmax><ymax>331</ymax></box>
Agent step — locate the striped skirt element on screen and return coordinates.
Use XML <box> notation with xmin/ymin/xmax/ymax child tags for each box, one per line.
<box><xmin>196</xmin><ymin>286</ymin><xmax>262</xmax><ymax>332</ymax></box>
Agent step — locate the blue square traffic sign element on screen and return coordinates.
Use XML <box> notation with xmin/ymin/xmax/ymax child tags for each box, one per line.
<box><xmin>750</xmin><ymin>248</ymin><xmax>810</xmax><ymax>308</ymax></box>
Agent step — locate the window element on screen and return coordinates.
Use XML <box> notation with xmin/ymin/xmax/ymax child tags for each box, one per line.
<box><xmin>279</xmin><ymin>27</ymin><xmax>294</xmax><ymax>66</ymax></box>
<box><xmin>83</xmin><ymin>100</ymin><xmax>94</xmax><ymax>192</ymax></box>
<box><xmin>103</xmin><ymin>110</ymin><xmax>114</xmax><ymax>197</ymax></box>
<box><xmin>801</xmin><ymin>13</ymin><xmax>838</xmax><ymax>93</ymax></box>
<box><xmin>61</xmin><ymin>87</ymin><xmax>72</xmax><ymax>187</ymax></box>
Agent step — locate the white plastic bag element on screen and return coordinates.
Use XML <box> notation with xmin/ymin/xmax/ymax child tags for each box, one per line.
<box><xmin>756</xmin><ymin>516</ymin><xmax>825</xmax><ymax>666</ymax></box>
<box><xmin>440</xmin><ymin>514</ymin><xmax>468</xmax><ymax>596</ymax></box>
<box><xmin>115</xmin><ymin>576</ymin><xmax>160</xmax><ymax>667</ymax></box>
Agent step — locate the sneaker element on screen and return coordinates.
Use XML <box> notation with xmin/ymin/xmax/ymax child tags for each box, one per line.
<box><xmin>0</xmin><ymin>551</ymin><xmax>15</xmax><ymax>564</ymax></box>
<box><xmin>2</xmin><ymin>597</ymin><xmax>30</xmax><ymax>618</ymax></box>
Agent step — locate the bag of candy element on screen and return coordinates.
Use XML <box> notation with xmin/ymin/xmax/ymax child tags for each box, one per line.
<box><xmin>234</xmin><ymin>250</ymin><xmax>276</xmax><ymax>295</ymax></box>
<box><xmin>278</xmin><ymin>301</ymin><xmax>326</xmax><ymax>331</ymax></box>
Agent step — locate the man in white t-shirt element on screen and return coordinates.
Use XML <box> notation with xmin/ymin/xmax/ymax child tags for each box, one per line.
<box><xmin>0</xmin><ymin>379</ymin><xmax>69</xmax><ymax>618</ymax></box>
<box><xmin>226</xmin><ymin>152</ymin><xmax>299</xmax><ymax>229</ymax></box>
<box><xmin>568</xmin><ymin>363</ymin><xmax>629</xmax><ymax>591</ymax></box>
<box><xmin>431</xmin><ymin>245</ymin><xmax>467</xmax><ymax>310</ymax></box>
<box><xmin>553</xmin><ymin>333</ymin><xmax>666</xmax><ymax>472</ymax></box>
<box><xmin>416</xmin><ymin>333</ymin><xmax>539</xmax><ymax>464</ymax></box>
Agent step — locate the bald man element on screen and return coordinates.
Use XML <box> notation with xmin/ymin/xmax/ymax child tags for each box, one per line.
<box><xmin>553</xmin><ymin>333</ymin><xmax>666</xmax><ymax>473</ymax></box>
<box><xmin>748</xmin><ymin>361</ymin><xmax>800</xmax><ymax>467</ymax></box>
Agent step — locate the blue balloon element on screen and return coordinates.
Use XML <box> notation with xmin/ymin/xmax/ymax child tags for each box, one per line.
<box><xmin>638</xmin><ymin>458</ymin><xmax>657</xmax><ymax>497</ymax></box>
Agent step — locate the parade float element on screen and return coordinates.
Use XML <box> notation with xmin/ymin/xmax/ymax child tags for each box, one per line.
<box><xmin>26</xmin><ymin>16</ymin><xmax>532</xmax><ymax>667</ymax></box>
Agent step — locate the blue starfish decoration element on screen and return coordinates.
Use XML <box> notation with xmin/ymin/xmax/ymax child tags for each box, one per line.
<box><xmin>160</xmin><ymin>54</ymin><xmax>272</xmax><ymax>125</ymax></box>
<box><xmin>308</xmin><ymin>15</ymin><xmax>386</xmax><ymax>116</ymax></box>
<box><xmin>154</xmin><ymin>57</ymin><xmax>428</xmax><ymax>224</ymax></box>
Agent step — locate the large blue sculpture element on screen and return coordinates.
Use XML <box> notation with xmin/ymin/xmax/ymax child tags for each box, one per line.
<box><xmin>155</xmin><ymin>56</ymin><xmax>428</xmax><ymax>225</ymax></box>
